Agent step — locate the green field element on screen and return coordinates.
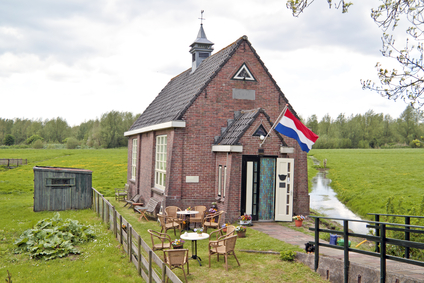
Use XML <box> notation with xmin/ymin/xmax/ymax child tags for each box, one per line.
<box><xmin>0</xmin><ymin>148</ymin><xmax>327</xmax><ymax>283</ymax></box>
<box><xmin>308</xmin><ymin>148</ymin><xmax>424</xmax><ymax>219</ymax></box>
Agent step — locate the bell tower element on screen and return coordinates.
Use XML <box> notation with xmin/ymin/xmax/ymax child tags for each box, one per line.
<box><xmin>190</xmin><ymin>11</ymin><xmax>214</xmax><ymax>73</ymax></box>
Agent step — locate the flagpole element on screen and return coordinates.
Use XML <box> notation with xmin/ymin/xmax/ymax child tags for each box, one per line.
<box><xmin>260</xmin><ymin>104</ymin><xmax>289</xmax><ymax>147</ymax></box>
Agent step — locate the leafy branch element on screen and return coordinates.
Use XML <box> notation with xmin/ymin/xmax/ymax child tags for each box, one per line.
<box><xmin>286</xmin><ymin>0</ymin><xmax>353</xmax><ymax>17</ymax></box>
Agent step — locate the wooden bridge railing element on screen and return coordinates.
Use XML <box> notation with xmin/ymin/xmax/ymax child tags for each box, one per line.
<box><xmin>92</xmin><ymin>188</ymin><xmax>182</xmax><ymax>283</ymax></box>
<box><xmin>309</xmin><ymin>215</ymin><xmax>424</xmax><ymax>283</ymax></box>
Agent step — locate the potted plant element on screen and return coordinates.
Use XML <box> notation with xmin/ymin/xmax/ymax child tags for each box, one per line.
<box><xmin>221</xmin><ymin>223</ymin><xmax>228</xmax><ymax>233</ymax></box>
<box><xmin>292</xmin><ymin>215</ymin><xmax>305</xmax><ymax>227</ymax></box>
<box><xmin>235</xmin><ymin>226</ymin><xmax>247</xmax><ymax>238</ymax></box>
<box><xmin>194</xmin><ymin>228</ymin><xmax>203</xmax><ymax>236</ymax></box>
<box><xmin>171</xmin><ymin>238</ymin><xmax>185</xmax><ymax>249</ymax></box>
<box><xmin>239</xmin><ymin>214</ymin><xmax>252</xmax><ymax>226</ymax></box>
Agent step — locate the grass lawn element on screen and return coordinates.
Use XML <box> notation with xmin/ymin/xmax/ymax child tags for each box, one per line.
<box><xmin>0</xmin><ymin>148</ymin><xmax>327</xmax><ymax>282</ymax></box>
<box><xmin>308</xmin><ymin>148</ymin><xmax>424</xmax><ymax>219</ymax></box>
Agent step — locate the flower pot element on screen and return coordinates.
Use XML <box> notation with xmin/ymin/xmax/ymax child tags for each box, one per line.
<box><xmin>240</xmin><ymin>220</ymin><xmax>251</xmax><ymax>226</ymax></box>
<box><xmin>197</xmin><ymin>233</ymin><xmax>202</xmax><ymax>237</ymax></box>
<box><xmin>172</xmin><ymin>245</ymin><xmax>184</xmax><ymax>249</ymax></box>
<box><xmin>237</xmin><ymin>231</ymin><xmax>246</xmax><ymax>238</ymax></box>
<box><xmin>295</xmin><ymin>220</ymin><xmax>303</xmax><ymax>227</ymax></box>
<box><xmin>222</xmin><ymin>227</ymin><xmax>227</xmax><ymax>233</ymax></box>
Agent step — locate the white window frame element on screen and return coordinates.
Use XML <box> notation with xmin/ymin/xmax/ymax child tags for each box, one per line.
<box><xmin>155</xmin><ymin>135</ymin><xmax>167</xmax><ymax>190</ymax></box>
<box><xmin>131</xmin><ymin>139</ymin><xmax>137</xmax><ymax>180</ymax></box>
<box><xmin>218</xmin><ymin>165</ymin><xmax>222</xmax><ymax>196</ymax></box>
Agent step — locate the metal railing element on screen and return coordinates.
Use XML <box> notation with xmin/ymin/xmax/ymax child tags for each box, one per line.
<box><xmin>309</xmin><ymin>215</ymin><xmax>424</xmax><ymax>283</ymax></box>
<box><xmin>92</xmin><ymin>188</ymin><xmax>182</xmax><ymax>283</ymax></box>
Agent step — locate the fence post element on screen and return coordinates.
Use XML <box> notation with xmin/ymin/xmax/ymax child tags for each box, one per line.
<box><xmin>149</xmin><ymin>250</ymin><xmax>153</xmax><ymax>283</ymax></box>
<box><xmin>101</xmin><ymin>197</ymin><xmax>104</xmax><ymax>222</ymax></box>
<box><xmin>106</xmin><ymin>202</ymin><xmax>109</xmax><ymax>229</ymax></box>
<box><xmin>97</xmin><ymin>193</ymin><xmax>100</xmax><ymax>217</ymax></box>
<box><xmin>128</xmin><ymin>225</ymin><xmax>132</xmax><ymax>263</ymax></box>
<box><xmin>113</xmin><ymin>207</ymin><xmax>117</xmax><ymax>238</ymax></box>
<box><xmin>119</xmin><ymin>215</ymin><xmax>123</xmax><ymax>245</ymax></box>
<box><xmin>162</xmin><ymin>262</ymin><xmax>166</xmax><ymax>283</ymax></box>
<box><xmin>314</xmin><ymin>217</ymin><xmax>320</xmax><ymax>272</ymax></box>
<box><xmin>375</xmin><ymin>214</ymin><xmax>380</xmax><ymax>253</ymax></box>
<box><xmin>343</xmin><ymin>220</ymin><xmax>349</xmax><ymax>283</ymax></box>
<box><xmin>138</xmin><ymin>236</ymin><xmax>142</xmax><ymax>276</ymax></box>
<box><xmin>380</xmin><ymin>224</ymin><xmax>386</xmax><ymax>283</ymax></box>
<box><xmin>405</xmin><ymin>216</ymin><xmax>410</xmax><ymax>259</ymax></box>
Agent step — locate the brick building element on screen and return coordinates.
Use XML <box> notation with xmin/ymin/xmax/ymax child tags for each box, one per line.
<box><xmin>124</xmin><ymin>24</ymin><xmax>310</xmax><ymax>223</ymax></box>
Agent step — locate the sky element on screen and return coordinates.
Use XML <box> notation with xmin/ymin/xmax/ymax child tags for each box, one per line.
<box><xmin>0</xmin><ymin>0</ymin><xmax>409</xmax><ymax>127</ymax></box>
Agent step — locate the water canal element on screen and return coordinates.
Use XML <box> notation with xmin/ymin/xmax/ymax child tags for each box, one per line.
<box><xmin>309</xmin><ymin>171</ymin><xmax>370</xmax><ymax>235</ymax></box>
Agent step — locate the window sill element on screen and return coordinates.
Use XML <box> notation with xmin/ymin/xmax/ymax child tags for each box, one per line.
<box><xmin>151</xmin><ymin>187</ymin><xmax>165</xmax><ymax>195</ymax></box>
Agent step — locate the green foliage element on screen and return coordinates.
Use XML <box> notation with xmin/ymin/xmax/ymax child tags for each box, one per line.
<box><xmin>14</xmin><ymin>213</ymin><xmax>95</xmax><ymax>260</ymax></box>
<box><xmin>280</xmin><ymin>250</ymin><xmax>296</xmax><ymax>261</ymax></box>
<box><xmin>25</xmin><ymin>135</ymin><xmax>44</xmax><ymax>145</ymax></box>
<box><xmin>32</xmin><ymin>139</ymin><xmax>44</xmax><ymax>149</ymax></box>
<box><xmin>4</xmin><ymin>134</ymin><xmax>15</xmax><ymax>146</ymax></box>
<box><xmin>66</xmin><ymin>137</ymin><xmax>79</xmax><ymax>149</ymax></box>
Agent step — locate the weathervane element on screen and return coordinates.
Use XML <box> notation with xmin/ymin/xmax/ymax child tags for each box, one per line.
<box><xmin>199</xmin><ymin>10</ymin><xmax>205</xmax><ymax>25</ymax></box>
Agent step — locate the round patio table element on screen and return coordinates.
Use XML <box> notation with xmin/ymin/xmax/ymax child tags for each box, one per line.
<box><xmin>177</xmin><ymin>210</ymin><xmax>198</xmax><ymax>231</ymax></box>
<box><xmin>180</xmin><ymin>232</ymin><xmax>209</xmax><ymax>266</ymax></box>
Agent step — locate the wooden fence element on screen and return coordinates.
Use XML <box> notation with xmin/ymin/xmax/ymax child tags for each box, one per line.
<box><xmin>0</xmin><ymin>159</ymin><xmax>27</xmax><ymax>167</ymax></box>
<box><xmin>92</xmin><ymin>188</ymin><xmax>182</xmax><ymax>283</ymax></box>
<box><xmin>309</xmin><ymin>215</ymin><xmax>424</xmax><ymax>283</ymax></box>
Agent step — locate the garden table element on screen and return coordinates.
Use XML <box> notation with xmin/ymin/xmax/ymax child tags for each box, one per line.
<box><xmin>177</xmin><ymin>210</ymin><xmax>198</xmax><ymax>231</ymax></box>
<box><xmin>180</xmin><ymin>232</ymin><xmax>209</xmax><ymax>266</ymax></box>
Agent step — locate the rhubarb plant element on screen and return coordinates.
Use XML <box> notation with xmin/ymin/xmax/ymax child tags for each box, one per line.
<box><xmin>14</xmin><ymin>213</ymin><xmax>95</xmax><ymax>260</ymax></box>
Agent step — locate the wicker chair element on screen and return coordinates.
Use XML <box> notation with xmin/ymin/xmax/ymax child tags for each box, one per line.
<box><xmin>147</xmin><ymin>229</ymin><xmax>172</xmax><ymax>251</ymax></box>
<box><xmin>203</xmin><ymin>211</ymin><xmax>224</xmax><ymax>233</ymax></box>
<box><xmin>165</xmin><ymin>206</ymin><xmax>184</xmax><ymax>228</ymax></box>
<box><xmin>208</xmin><ymin>225</ymin><xmax>236</xmax><ymax>250</ymax></box>
<box><xmin>190</xmin><ymin>205</ymin><xmax>207</xmax><ymax>228</ymax></box>
<box><xmin>163</xmin><ymin>249</ymin><xmax>189</xmax><ymax>283</ymax></box>
<box><xmin>157</xmin><ymin>214</ymin><xmax>181</xmax><ymax>236</ymax></box>
<box><xmin>208</xmin><ymin>234</ymin><xmax>240</xmax><ymax>271</ymax></box>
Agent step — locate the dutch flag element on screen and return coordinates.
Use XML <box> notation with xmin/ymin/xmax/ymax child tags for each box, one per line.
<box><xmin>275</xmin><ymin>109</ymin><xmax>319</xmax><ymax>153</ymax></box>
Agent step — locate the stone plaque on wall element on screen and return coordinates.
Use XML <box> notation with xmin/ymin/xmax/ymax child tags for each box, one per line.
<box><xmin>232</xmin><ymin>88</ymin><xmax>255</xmax><ymax>100</ymax></box>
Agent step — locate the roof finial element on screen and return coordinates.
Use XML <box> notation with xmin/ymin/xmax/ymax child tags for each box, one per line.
<box><xmin>199</xmin><ymin>10</ymin><xmax>205</xmax><ymax>25</ymax></box>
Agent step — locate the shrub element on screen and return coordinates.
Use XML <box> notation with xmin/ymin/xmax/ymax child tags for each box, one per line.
<box><xmin>32</xmin><ymin>139</ymin><xmax>44</xmax><ymax>149</ymax></box>
<box><xmin>3</xmin><ymin>134</ymin><xmax>15</xmax><ymax>146</ymax></box>
<box><xmin>66</xmin><ymin>137</ymin><xmax>79</xmax><ymax>149</ymax></box>
<box><xmin>280</xmin><ymin>250</ymin><xmax>296</xmax><ymax>261</ymax></box>
<box><xmin>26</xmin><ymin>135</ymin><xmax>44</xmax><ymax>145</ymax></box>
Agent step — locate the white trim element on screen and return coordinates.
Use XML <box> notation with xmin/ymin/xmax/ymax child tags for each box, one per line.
<box><xmin>211</xmin><ymin>145</ymin><xmax>243</xmax><ymax>152</ymax></box>
<box><xmin>124</xmin><ymin>121</ymin><xmax>186</xmax><ymax>136</ymax></box>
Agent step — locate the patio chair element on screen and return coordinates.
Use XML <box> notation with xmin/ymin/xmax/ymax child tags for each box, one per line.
<box><xmin>163</xmin><ymin>249</ymin><xmax>189</xmax><ymax>283</ymax></box>
<box><xmin>114</xmin><ymin>184</ymin><xmax>128</xmax><ymax>201</ymax></box>
<box><xmin>134</xmin><ymin>198</ymin><xmax>160</xmax><ymax>222</ymax></box>
<box><xmin>208</xmin><ymin>234</ymin><xmax>240</xmax><ymax>271</ymax></box>
<box><xmin>124</xmin><ymin>194</ymin><xmax>143</xmax><ymax>208</ymax></box>
<box><xmin>208</xmin><ymin>225</ymin><xmax>236</xmax><ymax>250</ymax></box>
<box><xmin>165</xmin><ymin>206</ymin><xmax>184</xmax><ymax>227</ymax></box>
<box><xmin>203</xmin><ymin>210</ymin><xmax>224</xmax><ymax>233</ymax></box>
<box><xmin>157</xmin><ymin>214</ymin><xmax>181</xmax><ymax>236</ymax></box>
<box><xmin>190</xmin><ymin>205</ymin><xmax>206</xmax><ymax>228</ymax></box>
<box><xmin>147</xmin><ymin>229</ymin><xmax>172</xmax><ymax>251</ymax></box>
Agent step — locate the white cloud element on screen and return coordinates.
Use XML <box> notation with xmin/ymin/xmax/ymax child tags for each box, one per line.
<box><xmin>0</xmin><ymin>0</ymin><xmax>409</xmax><ymax>126</ymax></box>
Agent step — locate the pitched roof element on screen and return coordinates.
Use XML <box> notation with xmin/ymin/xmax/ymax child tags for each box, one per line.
<box><xmin>128</xmin><ymin>35</ymin><xmax>295</xmax><ymax>133</ymax></box>
<box><xmin>128</xmin><ymin>37</ymin><xmax>244</xmax><ymax>132</ymax></box>
<box><xmin>215</xmin><ymin>108</ymin><xmax>287</xmax><ymax>146</ymax></box>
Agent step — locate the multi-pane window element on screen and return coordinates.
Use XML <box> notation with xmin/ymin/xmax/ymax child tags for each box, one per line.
<box><xmin>155</xmin><ymin>135</ymin><xmax>167</xmax><ymax>190</ymax></box>
<box><xmin>131</xmin><ymin>139</ymin><xmax>137</xmax><ymax>180</ymax></box>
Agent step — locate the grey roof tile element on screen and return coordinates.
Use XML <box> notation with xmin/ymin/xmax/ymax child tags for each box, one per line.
<box><xmin>129</xmin><ymin>37</ymin><xmax>243</xmax><ymax>131</ymax></box>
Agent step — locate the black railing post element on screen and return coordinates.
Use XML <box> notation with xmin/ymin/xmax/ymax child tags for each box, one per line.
<box><xmin>405</xmin><ymin>216</ymin><xmax>410</xmax><ymax>259</ymax></box>
<box><xmin>343</xmin><ymin>220</ymin><xmax>349</xmax><ymax>283</ymax></box>
<box><xmin>314</xmin><ymin>217</ymin><xmax>320</xmax><ymax>272</ymax></box>
<box><xmin>380</xmin><ymin>223</ymin><xmax>386</xmax><ymax>283</ymax></box>
<box><xmin>375</xmin><ymin>214</ymin><xmax>380</xmax><ymax>253</ymax></box>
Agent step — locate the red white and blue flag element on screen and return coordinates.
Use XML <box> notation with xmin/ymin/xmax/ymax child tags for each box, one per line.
<box><xmin>275</xmin><ymin>109</ymin><xmax>319</xmax><ymax>153</ymax></box>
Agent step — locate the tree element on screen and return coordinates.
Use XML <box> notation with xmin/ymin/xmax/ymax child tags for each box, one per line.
<box><xmin>44</xmin><ymin>117</ymin><xmax>69</xmax><ymax>142</ymax></box>
<box><xmin>287</xmin><ymin>0</ymin><xmax>424</xmax><ymax>109</ymax></box>
<box><xmin>4</xmin><ymin>134</ymin><xmax>15</xmax><ymax>146</ymax></box>
<box><xmin>396</xmin><ymin>105</ymin><xmax>423</xmax><ymax>143</ymax></box>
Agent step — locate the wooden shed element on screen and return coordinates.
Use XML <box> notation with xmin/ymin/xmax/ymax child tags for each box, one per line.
<box><xmin>33</xmin><ymin>166</ymin><xmax>93</xmax><ymax>212</ymax></box>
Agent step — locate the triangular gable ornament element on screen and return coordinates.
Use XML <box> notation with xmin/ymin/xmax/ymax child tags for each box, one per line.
<box><xmin>232</xmin><ymin>63</ymin><xmax>256</xmax><ymax>81</ymax></box>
